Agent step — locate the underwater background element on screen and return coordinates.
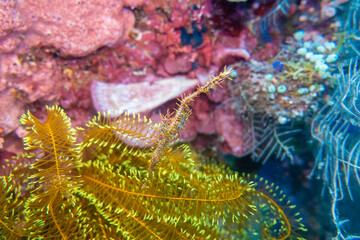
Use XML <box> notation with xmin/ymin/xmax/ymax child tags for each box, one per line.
<box><xmin>0</xmin><ymin>0</ymin><xmax>359</xmax><ymax>239</ymax></box>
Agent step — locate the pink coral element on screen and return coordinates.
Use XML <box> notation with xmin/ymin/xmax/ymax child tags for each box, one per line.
<box><xmin>178</xmin><ymin>119</ymin><xmax>197</xmax><ymax>142</ymax></box>
<box><xmin>214</xmin><ymin>108</ymin><xmax>254</xmax><ymax>157</ymax></box>
<box><xmin>0</xmin><ymin>53</ymin><xmax>63</xmax><ymax>135</ymax></box>
<box><xmin>0</xmin><ymin>0</ymin><xmax>27</xmax><ymax>53</ymax></box>
<box><xmin>212</xmin><ymin>29</ymin><xmax>257</xmax><ymax>67</ymax></box>
<box><xmin>163</xmin><ymin>53</ymin><xmax>197</xmax><ymax>75</ymax></box>
<box><xmin>0</xmin><ymin>0</ymin><xmax>139</xmax><ymax>56</ymax></box>
<box><xmin>0</xmin><ymin>89</ymin><xmax>24</xmax><ymax>136</ymax></box>
<box><xmin>192</xmin><ymin>96</ymin><xmax>216</xmax><ymax>135</ymax></box>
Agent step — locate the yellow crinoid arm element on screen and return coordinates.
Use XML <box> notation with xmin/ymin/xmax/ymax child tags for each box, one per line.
<box><xmin>20</xmin><ymin>105</ymin><xmax>87</xmax><ymax>239</ymax></box>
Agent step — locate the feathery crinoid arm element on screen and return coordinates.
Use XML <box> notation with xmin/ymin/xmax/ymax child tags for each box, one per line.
<box><xmin>0</xmin><ymin>152</ymin><xmax>37</xmax><ymax>239</ymax></box>
<box><xmin>20</xmin><ymin>105</ymin><xmax>79</xmax><ymax>194</ymax></box>
<box><xmin>77</xmin><ymin>145</ymin><xmax>306</xmax><ymax>239</ymax></box>
<box><xmin>236</xmin><ymin>174</ymin><xmax>307</xmax><ymax>240</ymax></box>
<box><xmin>78</xmin><ymin>110</ymin><xmax>158</xmax><ymax>166</ymax></box>
<box><xmin>20</xmin><ymin>105</ymin><xmax>87</xmax><ymax>239</ymax></box>
<box><xmin>75</xmin><ymin>103</ymin><xmax>258</xmax><ymax>239</ymax></box>
<box><xmin>0</xmin><ymin>176</ymin><xmax>25</xmax><ymax>239</ymax></box>
<box><xmin>76</xmin><ymin>157</ymin><xmax>256</xmax><ymax>240</ymax></box>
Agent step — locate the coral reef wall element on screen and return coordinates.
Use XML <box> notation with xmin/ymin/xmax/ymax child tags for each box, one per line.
<box><xmin>0</xmin><ymin>0</ymin><xmax>358</xmax><ymax>239</ymax></box>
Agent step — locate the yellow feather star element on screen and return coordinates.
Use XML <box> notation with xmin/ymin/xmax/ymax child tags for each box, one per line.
<box><xmin>0</xmin><ymin>68</ymin><xmax>306</xmax><ymax>239</ymax></box>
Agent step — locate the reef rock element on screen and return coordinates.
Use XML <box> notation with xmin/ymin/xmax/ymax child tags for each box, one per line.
<box><xmin>214</xmin><ymin>108</ymin><xmax>254</xmax><ymax>156</ymax></box>
<box><xmin>0</xmin><ymin>53</ymin><xmax>63</xmax><ymax>135</ymax></box>
<box><xmin>0</xmin><ymin>0</ymin><xmax>139</xmax><ymax>56</ymax></box>
<box><xmin>212</xmin><ymin>29</ymin><xmax>256</xmax><ymax>67</ymax></box>
<box><xmin>91</xmin><ymin>77</ymin><xmax>198</xmax><ymax>117</ymax></box>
